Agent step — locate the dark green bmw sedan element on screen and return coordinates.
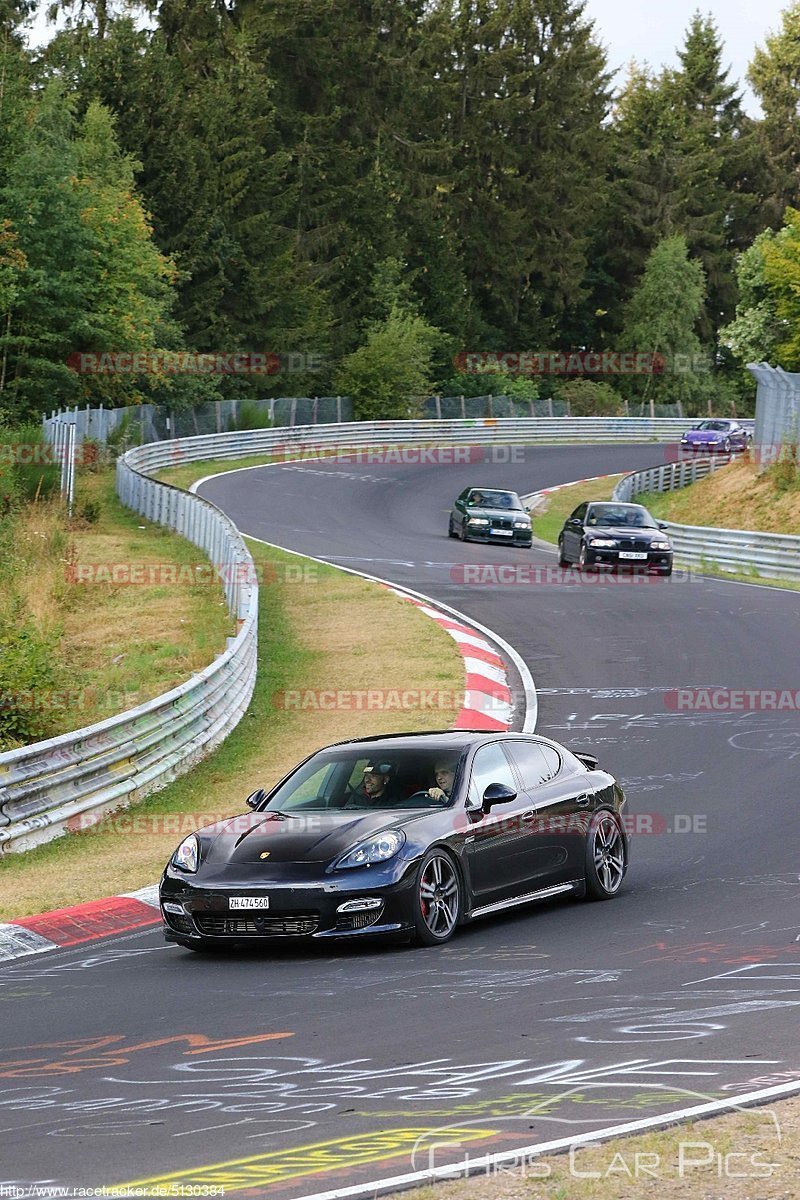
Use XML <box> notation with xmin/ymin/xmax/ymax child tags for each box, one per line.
<box><xmin>448</xmin><ymin>487</ymin><xmax>532</xmax><ymax>546</ymax></box>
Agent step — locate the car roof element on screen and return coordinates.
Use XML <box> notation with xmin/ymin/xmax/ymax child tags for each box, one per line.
<box><xmin>318</xmin><ymin>730</ymin><xmax>560</xmax><ymax>753</ymax></box>
<box><xmin>587</xmin><ymin>501</ymin><xmax>648</xmax><ymax>510</ymax></box>
<box><xmin>322</xmin><ymin>730</ymin><xmax>494</xmax><ymax>753</ymax></box>
<box><xmin>466</xmin><ymin>486</ymin><xmax>518</xmax><ymax>494</ymax></box>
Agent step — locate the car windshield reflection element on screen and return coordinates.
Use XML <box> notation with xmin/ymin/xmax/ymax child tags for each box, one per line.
<box><xmin>586</xmin><ymin>505</ymin><xmax>657</xmax><ymax>529</ymax></box>
<box><xmin>263</xmin><ymin>747</ymin><xmax>467</xmax><ymax>812</ymax></box>
<box><xmin>469</xmin><ymin>491</ymin><xmax>522</xmax><ymax>510</ymax></box>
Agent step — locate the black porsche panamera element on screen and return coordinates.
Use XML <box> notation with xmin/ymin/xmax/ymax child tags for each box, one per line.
<box><xmin>160</xmin><ymin>731</ymin><xmax>629</xmax><ymax>950</ymax></box>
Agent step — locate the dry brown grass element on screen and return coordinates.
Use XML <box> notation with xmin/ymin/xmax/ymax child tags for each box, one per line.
<box><xmin>0</xmin><ymin>540</ymin><xmax>465</xmax><ymax>915</ymax></box>
<box><xmin>645</xmin><ymin>457</ymin><xmax>800</xmax><ymax>534</ymax></box>
<box><xmin>406</xmin><ymin>1095</ymin><xmax>800</xmax><ymax>1200</ymax></box>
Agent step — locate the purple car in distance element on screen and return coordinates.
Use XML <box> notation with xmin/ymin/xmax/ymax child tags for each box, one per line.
<box><xmin>680</xmin><ymin>419</ymin><xmax>752</xmax><ymax>454</ymax></box>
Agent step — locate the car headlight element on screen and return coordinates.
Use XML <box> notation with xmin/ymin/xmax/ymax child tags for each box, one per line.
<box><xmin>513</xmin><ymin>520</ymin><xmax>530</xmax><ymax>529</ymax></box>
<box><xmin>334</xmin><ymin>830</ymin><xmax>405</xmax><ymax>870</ymax></box>
<box><xmin>651</xmin><ymin>540</ymin><xmax>671</xmax><ymax>550</ymax></box>
<box><xmin>172</xmin><ymin>834</ymin><xmax>199</xmax><ymax>873</ymax></box>
<box><xmin>586</xmin><ymin>537</ymin><xmax>617</xmax><ymax>548</ymax></box>
<box><xmin>468</xmin><ymin>517</ymin><xmax>489</xmax><ymax>526</ymax></box>
<box><xmin>681</xmin><ymin>435</ymin><xmax>689</xmax><ymax>441</ymax></box>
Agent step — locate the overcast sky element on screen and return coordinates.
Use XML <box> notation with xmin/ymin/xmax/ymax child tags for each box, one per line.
<box><xmin>584</xmin><ymin>0</ymin><xmax>789</xmax><ymax>114</ymax></box>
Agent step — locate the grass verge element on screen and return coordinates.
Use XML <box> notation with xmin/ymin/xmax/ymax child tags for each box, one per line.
<box><xmin>0</xmin><ymin>468</ymin><xmax>232</xmax><ymax>749</ymax></box>
<box><xmin>527</xmin><ymin>476</ymin><xmax>625</xmax><ymax>544</ymax></box>
<box><xmin>0</xmin><ymin>539</ymin><xmax>465</xmax><ymax>916</ymax></box>
<box><xmin>403</xmin><ymin>1094</ymin><xmax>799</xmax><ymax>1200</ymax></box>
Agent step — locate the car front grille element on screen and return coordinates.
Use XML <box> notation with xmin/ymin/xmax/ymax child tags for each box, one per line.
<box><xmin>195</xmin><ymin>914</ymin><xmax>319</xmax><ymax>936</ymax></box>
<box><xmin>618</xmin><ymin>538</ymin><xmax>651</xmax><ymax>551</ymax></box>
<box><xmin>335</xmin><ymin>908</ymin><xmax>383</xmax><ymax>932</ymax></box>
<box><xmin>491</xmin><ymin>518</ymin><xmax>513</xmax><ymax>530</ymax></box>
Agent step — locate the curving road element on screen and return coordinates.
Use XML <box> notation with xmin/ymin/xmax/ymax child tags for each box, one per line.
<box><xmin>2</xmin><ymin>443</ymin><xmax>799</xmax><ymax>1198</ymax></box>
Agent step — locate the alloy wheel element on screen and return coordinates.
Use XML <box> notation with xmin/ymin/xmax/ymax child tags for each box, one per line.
<box><xmin>416</xmin><ymin>852</ymin><xmax>460</xmax><ymax>943</ymax></box>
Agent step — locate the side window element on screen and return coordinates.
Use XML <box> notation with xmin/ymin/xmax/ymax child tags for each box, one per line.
<box><xmin>507</xmin><ymin>740</ymin><xmax>560</xmax><ymax>789</ymax></box>
<box><xmin>570</xmin><ymin>503</ymin><xmax>587</xmax><ymax>523</ymax></box>
<box><xmin>468</xmin><ymin>743</ymin><xmax>516</xmax><ymax>806</ymax></box>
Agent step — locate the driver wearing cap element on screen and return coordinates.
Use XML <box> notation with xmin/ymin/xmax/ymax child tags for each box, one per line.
<box><xmin>348</xmin><ymin>761</ymin><xmax>401</xmax><ymax>807</ymax></box>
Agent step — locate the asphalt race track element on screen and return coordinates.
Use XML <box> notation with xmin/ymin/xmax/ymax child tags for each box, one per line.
<box><xmin>3</xmin><ymin>442</ymin><xmax>799</xmax><ymax>1198</ymax></box>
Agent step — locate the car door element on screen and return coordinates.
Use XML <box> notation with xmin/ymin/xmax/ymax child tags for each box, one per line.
<box><xmin>464</xmin><ymin>741</ymin><xmax>549</xmax><ymax>903</ymax></box>
<box><xmin>562</xmin><ymin>503</ymin><xmax>587</xmax><ymax>561</ymax></box>
<box><xmin>506</xmin><ymin>739</ymin><xmax>592</xmax><ymax>883</ymax></box>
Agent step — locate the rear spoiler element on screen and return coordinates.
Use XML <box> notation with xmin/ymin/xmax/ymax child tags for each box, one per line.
<box><xmin>574</xmin><ymin>752</ymin><xmax>599</xmax><ymax>771</ymax></box>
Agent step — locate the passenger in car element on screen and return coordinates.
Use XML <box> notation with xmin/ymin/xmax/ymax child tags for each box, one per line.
<box><xmin>426</xmin><ymin>757</ymin><xmax>458</xmax><ymax>803</ymax></box>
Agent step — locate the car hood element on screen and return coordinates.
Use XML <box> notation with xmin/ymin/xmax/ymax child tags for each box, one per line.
<box><xmin>586</xmin><ymin>526</ymin><xmax>668</xmax><ymax>542</ymax></box>
<box><xmin>467</xmin><ymin>506</ymin><xmax>526</xmax><ymax>520</ymax></box>
<box><xmin>199</xmin><ymin>810</ymin><xmax>416</xmax><ymax>866</ymax></box>
<box><xmin>684</xmin><ymin>430</ymin><xmax>724</xmax><ymax>441</ymax></box>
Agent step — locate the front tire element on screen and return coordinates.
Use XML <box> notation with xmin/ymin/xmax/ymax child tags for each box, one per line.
<box><xmin>448</xmin><ymin>516</ymin><xmax>457</xmax><ymax>539</ymax></box>
<box><xmin>558</xmin><ymin>537</ymin><xmax>569</xmax><ymax>567</ymax></box>
<box><xmin>584</xmin><ymin>811</ymin><xmax>626</xmax><ymax>900</ymax></box>
<box><xmin>578</xmin><ymin>541</ymin><xmax>594</xmax><ymax>572</ymax></box>
<box><xmin>412</xmin><ymin>850</ymin><xmax>461</xmax><ymax>945</ymax></box>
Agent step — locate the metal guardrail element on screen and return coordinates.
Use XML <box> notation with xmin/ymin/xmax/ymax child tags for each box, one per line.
<box><xmin>612</xmin><ymin>458</ymin><xmax>800</xmax><ymax>581</ymax></box>
<box><xmin>611</xmin><ymin>454</ymin><xmax>733</xmax><ymax>502</ymax></box>
<box><xmin>0</xmin><ymin>440</ymin><xmax>258</xmax><ymax>853</ymax></box>
<box><xmin>99</xmin><ymin>417</ymin><xmax>701</xmax><ymax>471</ymax></box>
<box><xmin>0</xmin><ymin>415</ymin><xmax>716</xmax><ymax>853</ymax></box>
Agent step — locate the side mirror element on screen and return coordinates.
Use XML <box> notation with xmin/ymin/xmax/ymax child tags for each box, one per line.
<box><xmin>569</xmin><ymin>517</ymin><xmax>582</xmax><ymax>527</ymax></box>
<box><xmin>245</xmin><ymin>788</ymin><xmax>267</xmax><ymax>810</ymax></box>
<box><xmin>691</xmin><ymin>423</ymin><xmax>700</xmax><ymax>430</ymax></box>
<box><xmin>482</xmin><ymin>781</ymin><xmax>517</xmax><ymax>810</ymax></box>
<box><xmin>658</xmin><ymin>521</ymin><xmax>668</xmax><ymax>530</ymax></box>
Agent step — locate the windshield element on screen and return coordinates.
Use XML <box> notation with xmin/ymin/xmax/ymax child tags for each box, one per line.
<box><xmin>586</xmin><ymin>504</ymin><xmax>657</xmax><ymax>529</ymax></box>
<box><xmin>263</xmin><ymin>746</ymin><xmax>468</xmax><ymax>812</ymax></box>
<box><xmin>468</xmin><ymin>490</ymin><xmax>522</xmax><ymax>510</ymax></box>
<box><xmin>696</xmin><ymin>420</ymin><xmax>730</xmax><ymax>431</ymax></box>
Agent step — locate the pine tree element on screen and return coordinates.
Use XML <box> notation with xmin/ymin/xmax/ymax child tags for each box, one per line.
<box><xmin>426</xmin><ymin>0</ymin><xmax>612</xmax><ymax>348</ymax></box>
<box><xmin>601</xmin><ymin>17</ymin><xmax>757</xmax><ymax>350</ymax></box>
<box><xmin>748</xmin><ymin>3</ymin><xmax>800</xmax><ymax>225</ymax></box>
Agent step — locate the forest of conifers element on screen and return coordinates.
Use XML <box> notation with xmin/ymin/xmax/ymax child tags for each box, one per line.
<box><xmin>3</xmin><ymin>0</ymin><xmax>800</xmax><ymax>420</ymax></box>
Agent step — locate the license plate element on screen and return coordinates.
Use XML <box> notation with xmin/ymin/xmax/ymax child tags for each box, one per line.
<box><xmin>229</xmin><ymin>896</ymin><xmax>269</xmax><ymax>909</ymax></box>
<box><xmin>618</xmin><ymin>551</ymin><xmax>648</xmax><ymax>560</ymax></box>
<box><xmin>490</xmin><ymin>529</ymin><xmax>513</xmax><ymax>536</ymax></box>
